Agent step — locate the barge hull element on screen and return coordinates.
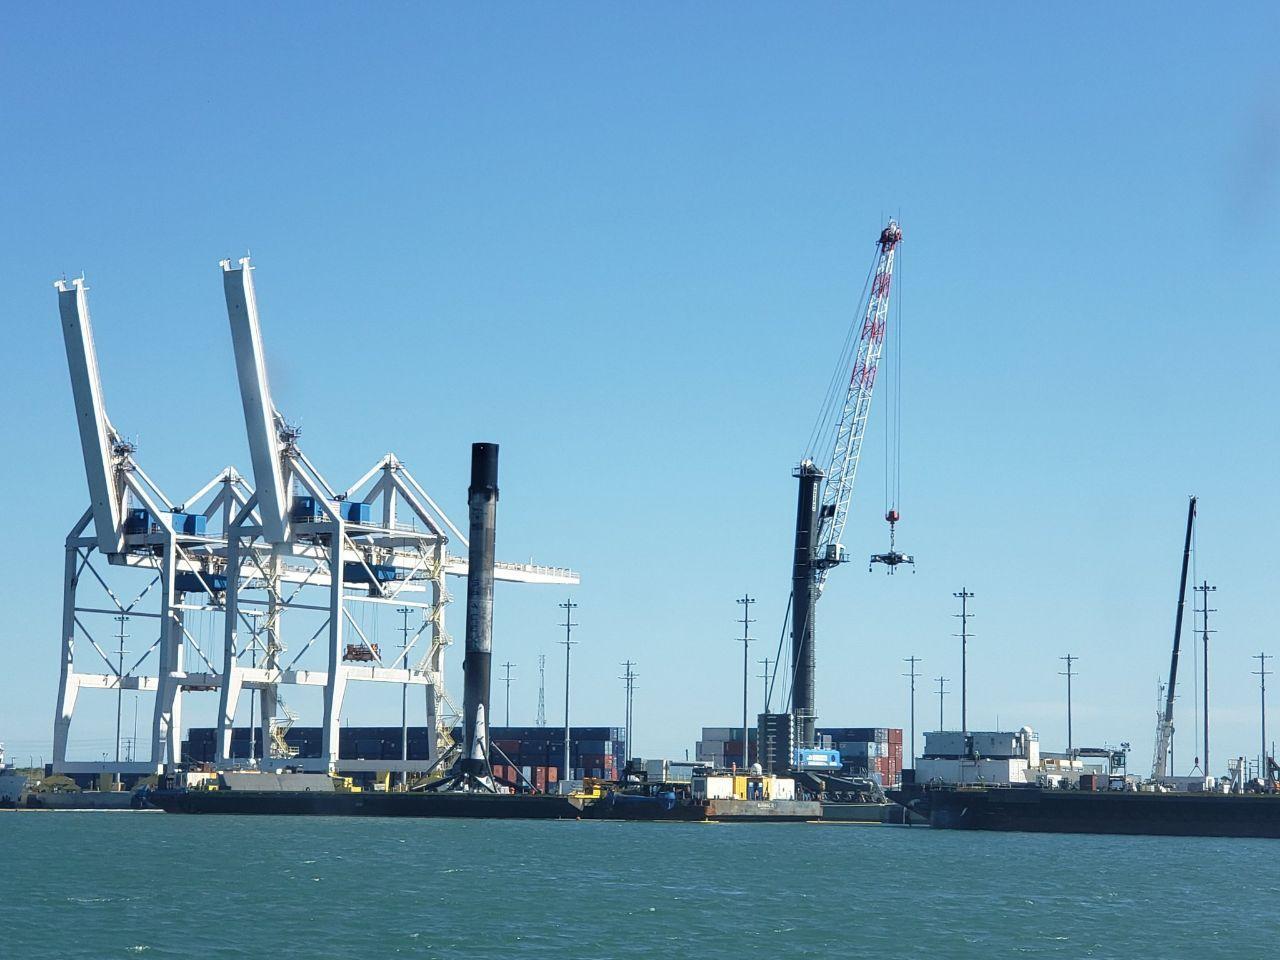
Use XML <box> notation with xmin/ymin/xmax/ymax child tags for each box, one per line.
<box><xmin>901</xmin><ymin>785</ymin><xmax>1280</xmax><ymax>838</ymax></box>
<box><xmin>150</xmin><ymin>790</ymin><xmax>583</xmax><ymax>819</ymax></box>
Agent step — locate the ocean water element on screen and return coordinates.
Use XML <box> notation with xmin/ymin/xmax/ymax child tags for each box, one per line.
<box><xmin>3</xmin><ymin>813</ymin><xmax>1277</xmax><ymax>958</ymax></box>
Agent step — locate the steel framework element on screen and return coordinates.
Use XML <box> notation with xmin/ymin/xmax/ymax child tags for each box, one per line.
<box><xmin>51</xmin><ymin>264</ymin><xmax>578</xmax><ymax>778</ymax></box>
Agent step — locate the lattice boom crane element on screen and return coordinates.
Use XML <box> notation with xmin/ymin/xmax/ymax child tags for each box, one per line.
<box><xmin>790</xmin><ymin>220</ymin><xmax>902</xmax><ymax>749</ymax></box>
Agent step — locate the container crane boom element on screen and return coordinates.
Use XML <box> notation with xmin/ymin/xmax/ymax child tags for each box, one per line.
<box><xmin>221</xmin><ymin>258</ymin><xmax>292</xmax><ymax>545</ymax></box>
<box><xmin>56</xmin><ymin>278</ymin><xmax>127</xmax><ymax>555</ymax></box>
<box><xmin>789</xmin><ymin>220</ymin><xmax>902</xmax><ymax>749</ymax></box>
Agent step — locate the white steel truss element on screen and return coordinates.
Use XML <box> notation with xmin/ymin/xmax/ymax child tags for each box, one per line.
<box><xmin>50</xmin><ymin>267</ymin><xmax>578</xmax><ymax>778</ymax></box>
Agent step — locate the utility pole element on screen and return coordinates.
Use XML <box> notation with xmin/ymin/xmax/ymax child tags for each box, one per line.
<box><xmin>243</xmin><ymin>609</ymin><xmax>264</xmax><ymax>766</ymax></box>
<box><xmin>1254</xmin><ymin>652</ymin><xmax>1272</xmax><ymax>786</ymax></box>
<box><xmin>758</xmin><ymin>658</ymin><xmax>772</xmax><ymax>713</ymax></box>
<box><xmin>113</xmin><ymin>614</ymin><xmax>129</xmax><ymax>789</ymax></box>
<box><xmin>737</xmin><ymin>594</ymin><xmax>755</xmax><ymax>769</ymax></box>
<box><xmin>1059</xmin><ymin>655</ymin><xmax>1077</xmax><ymax>754</ymax></box>
<box><xmin>953</xmin><ymin>589</ymin><xmax>974</xmax><ymax>733</ymax></box>
<box><xmin>1195</xmin><ymin>582</ymin><xmax>1216</xmax><ymax>778</ymax></box>
<box><xmin>397</xmin><ymin>605</ymin><xmax>413</xmax><ymax>786</ymax></box>
<box><xmin>501</xmin><ymin>661</ymin><xmax>517</xmax><ymax>727</ymax></box>
<box><xmin>619</xmin><ymin>661</ymin><xmax>638</xmax><ymax>763</ymax></box>
<box><xmin>903</xmin><ymin>656</ymin><xmax>921</xmax><ymax>768</ymax></box>
<box><xmin>935</xmin><ymin>676</ymin><xmax>949</xmax><ymax>731</ymax></box>
<box><xmin>559</xmin><ymin>599</ymin><xmax>578</xmax><ymax>783</ymax></box>
<box><xmin>536</xmin><ymin>653</ymin><xmax>547</xmax><ymax>727</ymax></box>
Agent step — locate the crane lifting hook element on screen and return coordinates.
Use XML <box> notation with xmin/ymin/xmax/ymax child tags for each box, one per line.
<box><xmin>870</xmin><ymin>509</ymin><xmax>914</xmax><ymax>574</ymax></box>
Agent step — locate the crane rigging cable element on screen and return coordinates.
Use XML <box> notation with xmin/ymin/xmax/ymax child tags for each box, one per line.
<box><xmin>804</xmin><ymin>254</ymin><xmax>878</xmax><ymax>464</ymax></box>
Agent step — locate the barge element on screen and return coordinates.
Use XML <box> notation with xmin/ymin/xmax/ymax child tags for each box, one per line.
<box><xmin>891</xmin><ymin>782</ymin><xmax>1280</xmax><ymax>838</ymax></box>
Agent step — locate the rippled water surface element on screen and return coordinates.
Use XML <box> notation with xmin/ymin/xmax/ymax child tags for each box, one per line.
<box><xmin>3</xmin><ymin>812</ymin><xmax>1277</xmax><ymax>958</ymax></box>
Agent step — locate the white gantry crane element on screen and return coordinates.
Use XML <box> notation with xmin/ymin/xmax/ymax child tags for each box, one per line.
<box><xmin>787</xmin><ymin>220</ymin><xmax>905</xmax><ymax>751</ymax></box>
<box><xmin>51</xmin><ymin>264</ymin><xmax>578</xmax><ymax>781</ymax></box>
<box><xmin>53</xmin><ymin>277</ymin><xmax>254</xmax><ymax>777</ymax></box>
<box><xmin>218</xmin><ymin>258</ymin><xmax>577</xmax><ymax>774</ymax></box>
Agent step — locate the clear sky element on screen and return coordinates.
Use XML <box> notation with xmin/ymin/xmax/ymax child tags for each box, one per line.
<box><xmin>1</xmin><ymin>4</ymin><xmax>1278</xmax><ymax>774</ymax></box>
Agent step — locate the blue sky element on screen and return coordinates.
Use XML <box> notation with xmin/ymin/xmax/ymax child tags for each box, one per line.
<box><xmin>1</xmin><ymin>4</ymin><xmax>1278</xmax><ymax>773</ymax></box>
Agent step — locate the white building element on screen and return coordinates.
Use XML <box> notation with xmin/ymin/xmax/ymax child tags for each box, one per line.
<box><xmin>917</xmin><ymin>727</ymin><xmax>1068</xmax><ymax>785</ymax></box>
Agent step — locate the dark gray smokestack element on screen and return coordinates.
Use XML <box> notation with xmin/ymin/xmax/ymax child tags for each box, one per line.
<box><xmin>460</xmin><ymin>442</ymin><xmax>499</xmax><ymax>782</ymax></box>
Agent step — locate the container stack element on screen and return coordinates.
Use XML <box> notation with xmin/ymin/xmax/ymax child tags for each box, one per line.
<box><xmin>816</xmin><ymin>727</ymin><xmax>904</xmax><ymax>786</ymax></box>
<box><xmin>696</xmin><ymin>727</ymin><xmax>759</xmax><ymax>768</ymax></box>
<box><xmin>476</xmin><ymin>726</ymin><xmax>625</xmax><ymax>782</ymax></box>
<box><xmin>183</xmin><ymin>724</ymin><xmax>627</xmax><ymax>784</ymax></box>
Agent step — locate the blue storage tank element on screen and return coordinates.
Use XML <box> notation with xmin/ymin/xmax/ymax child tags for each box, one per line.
<box><xmin>170</xmin><ymin>512</ymin><xmax>207</xmax><ymax>536</ymax></box>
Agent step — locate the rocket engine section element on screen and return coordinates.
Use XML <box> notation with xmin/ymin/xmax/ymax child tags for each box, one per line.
<box><xmin>460</xmin><ymin>442</ymin><xmax>500</xmax><ymax>787</ymax></box>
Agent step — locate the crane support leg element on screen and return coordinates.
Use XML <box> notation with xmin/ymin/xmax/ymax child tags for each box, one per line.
<box><xmin>321</xmin><ymin>526</ymin><xmax>348</xmax><ymax>771</ymax></box>
<box><xmin>790</xmin><ymin>462</ymin><xmax>823</xmax><ymax>750</ymax></box>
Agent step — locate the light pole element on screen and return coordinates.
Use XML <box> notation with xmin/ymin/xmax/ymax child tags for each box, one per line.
<box><xmin>1254</xmin><ymin>652</ymin><xmax>1272</xmax><ymax>785</ymax></box>
<box><xmin>397</xmin><ymin>606</ymin><xmax>413</xmax><ymax>786</ymax></box>
<box><xmin>113</xmin><ymin>614</ymin><xmax>129</xmax><ymax>789</ymax></box>
<box><xmin>953</xmin><ymin>590</ymin><xmax>974</xmax><ymax>734</ymax></box>
<box><xmin>903</xmin><ymin>656</ymin><xmax>921</xmax><ymax>768</ymax></box>
<box><xmin>1195</xmin><ymin>582</ymin><xmax>1216</xmax><ymax>777</ymax></box>
<box><xmin>1059</xmin><ymin>654</ymin><xmax>1077</xmax><ymax>754</ymax></box>
<box><xmin>758</xmin><ymin>658</ymin><xmax>772</xmax><ymax>714</ymax></box>
<box><xmin>619</xmin><ymin>661</ymin><xmax>638</xmax><ymax>764</ymax></box>
<box><xmin>501</xmin><ymin>661</ymin><xmax>517</xmax><ymax>726</ymax></box>
<box><xmin>559</xmin><ymin>598</ymin><xmax>578</xmax><ymax>783</ymax></box>
<box><xmin>536</xmin><ymin>653</ymin><xmax>547</xmax><ymax>727</ymax></box>
<box><xmin>736</xmin><ymin>594</ymin><xmax>755</xmax><ymax>769</ymax></box>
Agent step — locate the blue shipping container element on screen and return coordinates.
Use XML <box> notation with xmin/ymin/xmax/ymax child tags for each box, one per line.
<box><xmin>170</xmin><ymin>512</ymin><xmax>207</xmax><ymax>536</ymax></box>
<box><xmin>175</xmin><ymin>571</ymin><xmax>229</xmax><ymax>594</ymax></box>
<box><xmin>291</xmin><ymin>496</ymin><xmax>324</xmax><ymax>522</ymax></box>
<box><xmin>341</xmin><ymin>501</ymin><xmax>371</xmax><ymax>523</ymax></box>
<box><xmin>123</xmin><ymin>508</ymin><xmax>152</xmax><ymax>534</ymax></box>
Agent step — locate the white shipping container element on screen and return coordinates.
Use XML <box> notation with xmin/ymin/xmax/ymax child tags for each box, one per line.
<box><xmin>769</xmin><ymin>777</ymin><xmax>796</xmax><ymax>801</ymax></box>
<box><xmin>692</xmin><ymin>775</ymin><xmax>735</xmax><ymax>800</ymax></box>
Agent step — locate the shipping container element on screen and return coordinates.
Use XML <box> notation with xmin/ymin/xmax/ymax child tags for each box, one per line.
<box><xmin>170</xmin><ymin>512</ymin><xmax>208</xmax><ymax>536</ymax></box>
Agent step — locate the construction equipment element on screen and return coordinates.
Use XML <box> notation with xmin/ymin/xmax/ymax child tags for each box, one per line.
<box><xmin>786</xmin><ymin>220</ymin><xmax>903</xmax><ymax>749</ymax></box>
<box><xmin>1150</xmin><ymin>496</ymin><xmax>1197</xmax><ymax>781</ymax></box>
